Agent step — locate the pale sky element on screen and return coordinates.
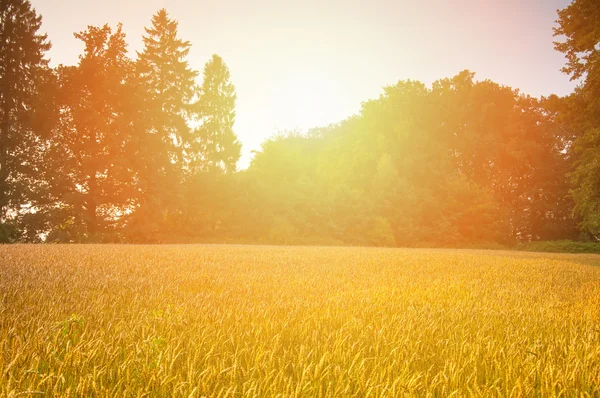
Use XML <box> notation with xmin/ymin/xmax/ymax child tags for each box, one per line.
<box><xmin>33</xmin><ymin>0</ymin><xmax>576</xmax><ymax>168</ymax></box>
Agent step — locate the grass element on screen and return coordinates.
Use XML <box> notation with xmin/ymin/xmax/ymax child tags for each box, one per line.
<box><xmin>1</xmin><ymin>245</ymin><xmax>599</xmax><ymax>397</ymax></box>
<box><xmin>516</xmin><ymin>240</ymin><xmax>600</xmax><ymax>254</ymax></box>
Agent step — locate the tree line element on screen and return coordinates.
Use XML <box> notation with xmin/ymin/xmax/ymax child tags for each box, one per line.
<box><xmin>0</xmin><ymin>0</ymin><xmax>599</xmax><ymax>246</ymax></box>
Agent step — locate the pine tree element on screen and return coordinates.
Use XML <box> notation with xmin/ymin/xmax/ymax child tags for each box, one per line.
<box><xmin>0</xmin><ymin>0</ymin><xmax>51</xmax><ymax>241</ymax></box>
<box><xmin>130</xmin><ymin>9</ymin><xmax>199</xmax><ymax>241</ymax></box>
<box><xmin>191</xmin><ymin>54</ymin><xmax>241</xmax><ymax>174</ymax></box>
<box><xmin>137</xmin><ymin>8</ymin><xmax>197</xmax><ymax>165</ymax></box>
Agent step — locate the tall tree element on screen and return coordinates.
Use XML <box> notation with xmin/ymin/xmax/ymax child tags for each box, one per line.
<box><xmin>0</xmin><ymin>0</ymin><xmax>51</xmax><ymax>241</ymax></box>
<box><xmin>47</xmin><ymin>24</ymin><xmax>136</xmax><ymax>242</ymax></box>
<box><xmin>137</xmin><ymin>8</ymin><xmax>197</xmax><ymax>161</ymax></box>
<box><xmin>554</xmin><ymin>0</ymin><xmax>600</xmax><ymax>237</ymax></box>
<box><xmin>191</xmin><ymin>54</ymin><xmax>241</xmax><ymax>174</ymax></box>
<box><xmin>432</xmin><ymin>72</ymin><xmax>576</xmax><ymax>242</ymax></box>
<box><xmin>179</xmin><ymin>55</ymin><xmax>241</xmax><ymax>241</ymax></box>
<box><xmin>129</xmin><ymin>9</ymin><xmax>198</xmax><ymax>241</ymax></box>
<box><xmin>356</xmin><ymin>77</ymin><xmax>507</xmax><ymax>246</ymax></box>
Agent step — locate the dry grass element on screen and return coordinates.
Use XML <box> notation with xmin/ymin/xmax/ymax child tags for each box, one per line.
<box><xmin>1</xmin><ymin>245</ymin><xmax>600</xmax><ymax>397</ymax></box>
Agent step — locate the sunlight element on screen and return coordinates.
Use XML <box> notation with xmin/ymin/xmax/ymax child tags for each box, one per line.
<box><xmin>269</xmin><ymin>73</ymin><xmax>339</xmax><ymax>130</ymax></box>
<box><xmin>4</xmin><ymin>0</ymin><xmax>600</xmax><ymax>394</ymax></box>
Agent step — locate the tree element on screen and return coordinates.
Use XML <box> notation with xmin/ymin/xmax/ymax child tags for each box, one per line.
<box><xmin>355</xmin><ymin>77</ymin><xmax>508</xmax><ymax>246</ymax></box>
<box><xmin>191</xmin><ymin>54</ymin><xmax>241</xmax><ymax>174</ymax></box>
<box><xmin>137</xmin><ymin>9</ymin><xmax>197</xmax><ymax>161</ymax></box>
<box><xmin>128</xmin><ymin>9</ymin><xmax>199</xmax><ymax>241</ymax></box>
<box><xmin>0</xmin><ymin>0</ymin><xmax>51</xmax><ymax>241</ymax></box>
<box><xmin>177</xmin><ymin>55</ymin><xmax>241</xmax><ymax>242</ymax></box>
<box><xmin>555</xmin><ymin>0</ymin><xmax>600</xmax><ymax>237</ymax></box>
<box><xmin>46</xmin><ymin>24</ymin><xmax>136</xmax><ymax>242</ymax></box>
<box><xmin>554</xmin><ymin>0</ymin><xmax>600</xmax><ymax>84</ymax></box>
<box><xmin>428</xmin><ymin>71</ymin><xmax>579</xmax><ymax>243</ymax></box>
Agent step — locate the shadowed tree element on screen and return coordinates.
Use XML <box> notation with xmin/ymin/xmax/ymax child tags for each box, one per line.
<box><xmin>181</xmin><ymin>55</ymin><xmax>241</xmax><ymax>240</ymax></box>
<box><xmin>0</xmin><ymin>0</ymin><xmax>51</xmax><ymax>241</ymax></box>
<box><xmin>554</xmin><ymin>0</ymin><xmax>600</xmax><ymax>237</ymax></box>
<box><xmin>128</xmin><ymin>9</ymin><xmax>199</xmax><ymax>241</ymax></box>
<box><xmin>431</xmin><ymin>71</ymin><xmax>576</xmax><ymax>242</ymax></box>
<box><xmin>47</xmin><ymin>24</ymin><xmax>137</xmax><ymax>242</ymax></box>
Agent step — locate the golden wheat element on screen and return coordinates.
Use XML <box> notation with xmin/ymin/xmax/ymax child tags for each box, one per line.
<box><xmin>1</xmin><ymin>245</ymin><xmax>599</xmax><ymax>397</ymax></box>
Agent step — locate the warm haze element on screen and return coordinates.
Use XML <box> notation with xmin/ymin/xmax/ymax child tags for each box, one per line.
<box><xmin>4</xmin><ymin>0</ymin><xmax>600</xmax><ymax>395</ymax></box>
<box><xmin>35</xmin><ymin>0</ymin><xmax>576</xmax><ymax>168</ymax></box>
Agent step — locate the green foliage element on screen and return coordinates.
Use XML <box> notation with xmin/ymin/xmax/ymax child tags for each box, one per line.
<box><xmin>0</xmin><ymin>0</ymin><xmax>51</xmax><ymax>237</ymax></box>
<box><xmin>554</xmin><ymin>0</ymin><xmax>600</xmax><ymax>81</ymax></box>
<box><xmin>191</xmin><ymin>54</ymin><xmax>241</xmax><ymax>174</ymax></box>
<box><xmin>1</xmin><ymin>3</ymin><xmax>599</xmax><ymax>247</ymax></box>
<box><xmin>131</xmin><ymin>9</ymin><xmax>199</xmax><ymax>241</ymax></box>
<box><xmin>0</xmin><ymin>220</ymin><xmax>20</xmax><ymax>243</ymax></box>
<box><xmin>48</xmin><ymin>24</ymin><xmax>135</xmax><ymax>241</ymax></box>
<box><xmin>571</xmin><ymin>128</ymin><xmax>600</xmax><ymax>235</ymax></box>
<box><xmin>365</xmin><ymin>217</ymin><xmax>396</xmax><ymax>247</ymax></box>
<box><xmin>237</xmin><ymin>72</ymin><xmax>571</xmax><ymax>247</ymax></box>
<box><xmin>555</xmin><ymin>0</ymin><xmax>600</xmax><ymax>238</ymax></box>
<box><xmin>59</xmin><ymin>314</ymin><xmax>85</xmax><ymax>343</ymax></box>
<box><xmin>517</xmin><ymin>240</ymin><xmax>600</xmax><ymax>254</ymax></box>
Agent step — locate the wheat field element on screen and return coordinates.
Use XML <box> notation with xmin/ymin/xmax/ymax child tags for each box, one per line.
<box><xmin>1</xmin><ymin>245</ymin><xmax>599</xmax><ymax>397</ymax></box>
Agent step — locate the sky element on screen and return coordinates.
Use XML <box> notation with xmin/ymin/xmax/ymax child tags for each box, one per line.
<box><xmin>33</xmin><ymin>0</ymin><xmax>577</xmax><ymax>168</ymax></box>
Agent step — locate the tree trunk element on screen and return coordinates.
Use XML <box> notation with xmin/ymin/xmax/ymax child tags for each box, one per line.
<box><xmin>87</xmin><ymin>172</ymin><xmax>97</xmax><ymax>239</ymax></box>
<box><xmin>0</xmin><ymin>100</ymin><xmax>9</xmax><ymax>221</ymax></box>
<box><xmin>87</xmin><ymin>126</ymin><xmax>98</xmax><ymax>239</ymax></box>
<box><xmin>0</xmin><ymin>11</ymin><xmax>11</xmax><ymax>221</ymax></box>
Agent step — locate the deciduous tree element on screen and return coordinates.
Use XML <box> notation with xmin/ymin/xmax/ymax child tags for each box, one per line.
<box><xmin>47</xmin><ymin>24</ymin><xmax>136</xmax><ymax>241</ymax></box>
<box><xmin>555</xmin><ymin>0</ymin><xmax>600</xmax><ymax>237</ymax></box>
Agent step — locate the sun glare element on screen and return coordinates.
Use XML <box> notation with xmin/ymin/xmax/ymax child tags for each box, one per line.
<box><xmin>270</xmin><ymin>73</ymin><xmax>339</xmax><ymax>131</ymax></box>
<box><xmin>4</xmin><ymin>0</ymin><xmax>600</xmax><ymax>395</ymax></box>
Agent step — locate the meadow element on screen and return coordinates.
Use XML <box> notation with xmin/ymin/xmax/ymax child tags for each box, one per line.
<box><xmin>1</xmin><ymin>245</ymin><xmax>599</xmax><ymax>397</ymax></box>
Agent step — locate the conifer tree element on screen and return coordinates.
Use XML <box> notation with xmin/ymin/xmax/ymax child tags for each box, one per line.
<box><xmin>191</xmin><ymin>54</ymin><xmax>241</xmax><ymax>174</ymax></box>
<box><xmin>137</xmin><ymin>8</ymin><xmax>197</xmax><ymax>165</ymax></box>
<box><xmin>130</xmin><ymin>9</ymin><xmax>199</xmax><ymax>241</ymax></box>
<box><xmin>0</xmin><ymin>0</ymin><xmax>51</xmax><ymax>241</ymax></box>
